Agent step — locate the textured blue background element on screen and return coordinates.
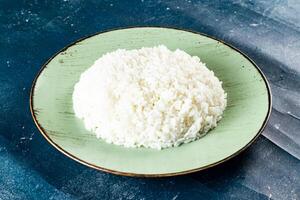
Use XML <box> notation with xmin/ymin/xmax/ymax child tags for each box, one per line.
<box><xmin>0</xmin><ymin>0</ymin><xmax>300</xmax><ymax>199</ymax></box>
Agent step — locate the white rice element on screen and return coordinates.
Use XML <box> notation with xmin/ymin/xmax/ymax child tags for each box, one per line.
<box><xmin>73</xmin><ymin>45</ymin><xmax>227</xmax><ymax>150</ymax></box>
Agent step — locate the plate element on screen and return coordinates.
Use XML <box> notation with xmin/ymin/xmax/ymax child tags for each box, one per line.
<box><xmin>30</xmin><ymin>27</ymin><xmax>271</xmax><ymax>177</ymax></box>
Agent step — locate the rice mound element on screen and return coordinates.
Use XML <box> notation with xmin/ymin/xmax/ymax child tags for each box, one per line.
<box><xmin>73</xmin><ymin>45</ymin><xmax>227</xmax><ymax>150</ymax></box>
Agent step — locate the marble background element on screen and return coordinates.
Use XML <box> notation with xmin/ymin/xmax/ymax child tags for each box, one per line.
<box><xmin>0</xmin><ymin>0</ymin><xmax>299</xmax><ymax>199</ymax></box>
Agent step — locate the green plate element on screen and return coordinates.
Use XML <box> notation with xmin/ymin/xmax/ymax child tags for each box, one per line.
<box><xmin>30</xmin><ymin>27</ymin><xmax>271</xmax><ymax>177</ymax></box>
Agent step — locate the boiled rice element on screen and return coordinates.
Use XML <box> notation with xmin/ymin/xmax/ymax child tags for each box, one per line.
<box><xmin>73</xmin><ymin>45</ymin><xmax>227</xmax><ymax>150</ymax></box>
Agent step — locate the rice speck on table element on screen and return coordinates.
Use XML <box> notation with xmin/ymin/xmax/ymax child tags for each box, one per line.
<box><xmin>73</xmin><ymin>45</ymin><xmax>227</xmax><ymax>150</ymax></box>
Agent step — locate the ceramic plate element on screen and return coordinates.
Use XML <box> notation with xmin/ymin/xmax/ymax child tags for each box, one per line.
<box><xmin>30</xmin><ymin>27</ymin><xmax>271</xmax><ymax>177</ymax></box>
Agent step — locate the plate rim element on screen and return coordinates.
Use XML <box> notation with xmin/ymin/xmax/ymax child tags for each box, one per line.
<box><xmin>30</xmin><ymin>26</ymin><xmax>272</xmax><ymax>177</ymax></box>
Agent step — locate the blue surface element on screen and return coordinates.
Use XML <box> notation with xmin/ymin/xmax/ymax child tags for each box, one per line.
<box><xmin>0</xmin><ymin>0</ymin><xmax>300</xmax><ymax>199</ymax></box>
